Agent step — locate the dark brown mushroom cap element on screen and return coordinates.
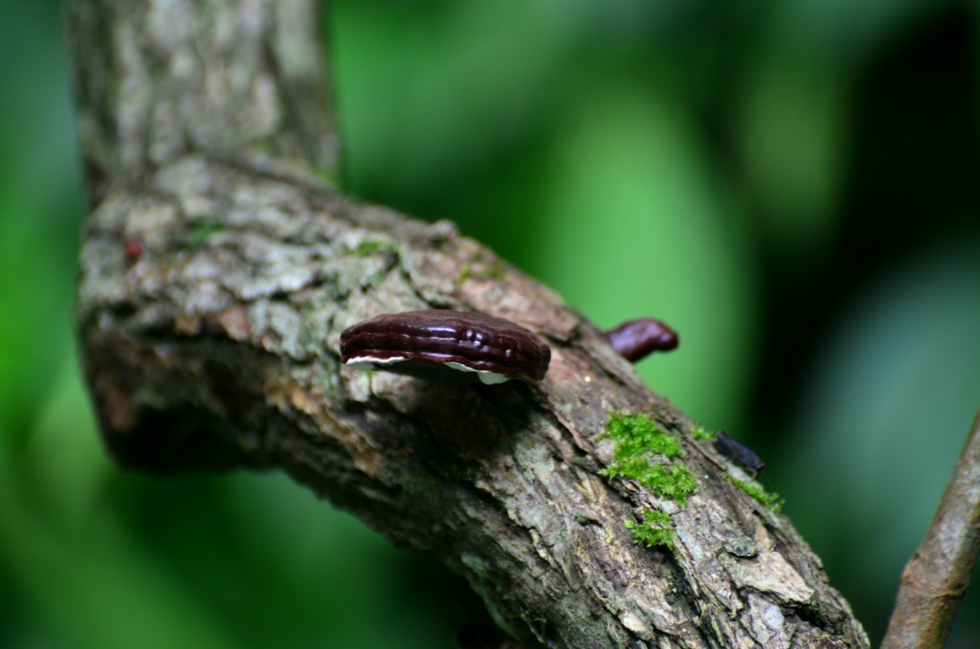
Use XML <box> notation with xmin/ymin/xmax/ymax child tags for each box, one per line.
<box><xmin>602</xmin><ymin>318</ymin><xmax>679</xmax><ymax>363</ymax></box>
<box><xmin>339</xmin><ymin>310</ymin><xmax>551</xmax><ymax>382</ymax></box>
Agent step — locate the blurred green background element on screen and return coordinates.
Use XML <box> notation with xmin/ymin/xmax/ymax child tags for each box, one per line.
<box><xmin>2</xmin><ymin>0</ymin><xmax>979</xmax><ymax>647</ymax></box>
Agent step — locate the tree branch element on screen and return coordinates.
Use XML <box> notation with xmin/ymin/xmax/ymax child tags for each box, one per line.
<box><xmin>68</xmin><ymin>1</ymin><xmax>870</xmax><ymax>647</ymax></box>
<box><xmin>66</xmin><ymin>0</ymin><xmax>337</xmax><ymax>203</ymax></box>
<box><xmin>882</xmin><ymin>407</ymin><xmax>980</xmax><ymax>649</ymax></box>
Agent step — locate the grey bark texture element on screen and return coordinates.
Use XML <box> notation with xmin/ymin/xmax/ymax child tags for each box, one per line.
<box><xmin>68</xmin><ymin>1</ymin><xmax>871</xmax><ymax>647</ymax></box>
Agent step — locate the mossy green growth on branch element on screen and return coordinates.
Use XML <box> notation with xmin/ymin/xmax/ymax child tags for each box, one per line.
<box><xmin>626</xmin><ymin>510</ymin><xmax>674</xmax><ymax>550</ymax></box>
<box><xmin>353</xmin><ymin>239</ymin><xmax>397</xmax><ymax>257</ymax></box>
<box><xmin>598</xmin><ymin>413</ymin><xmax>698</xmax><ymax>505</ymax></box>
<box><xmin>460</xmin><ymin>260</ymin><xmax>507</xmax><ymax>283</ymax></box>
<box><xmin>600</xmin><ymin>413</ymin><xmax>681</xmax><ymax>459</ymax></box>
<box><xmin>187</xmin><ymin>217</ymin><xmax>225</xmax><ymax>247</ymax></box>
<box><xmin>691</xmin><ymin>424</ymin><xmax>715</xmax><ymax>440</ymax></box>
<box><xmin>725</xmin><ymin>473</ymin><xmax>784</xmax><ymax>512</ymax></box>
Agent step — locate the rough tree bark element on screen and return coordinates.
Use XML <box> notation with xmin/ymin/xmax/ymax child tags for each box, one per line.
<box><xmin>68</xmin><ymin>1</ymin><xmax>870</xmax><ymax>647</ymax></box>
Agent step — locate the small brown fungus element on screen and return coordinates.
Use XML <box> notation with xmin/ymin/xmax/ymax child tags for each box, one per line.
<box><xmin>339</xmin><ymin>310</ymin><xmax>551</xmax><ymax>384</ymax></box>
<box><xmin>713</xmin><ymin>431</ymin><xmax>765</xmax><ymax>478</ymax></box>
<box><xmin>602</xmin><ymin>318</ymin><xmax>679</xmax><ymax>363</ymax></box>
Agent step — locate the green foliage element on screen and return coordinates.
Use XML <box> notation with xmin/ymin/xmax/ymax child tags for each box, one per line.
<box><xmin>625</xmin><ymin>510</ymin><xmax>674</xmax><ymax>550</ymax></box>
<box><xmin>599</xmin><ymin>414</ymin><xmax>698</xmax><ymax>505</ymax></box>
<box><xmin>725</xmin><ymin>473</ymin><xmax>785</xmax><ymax>512</ymax></box>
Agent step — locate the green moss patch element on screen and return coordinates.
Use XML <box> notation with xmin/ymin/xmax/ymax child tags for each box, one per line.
<box><xmin>187</xmin><ymin>217</ymin><xmax>225</xmax><ymax>247</ymax></box>
<box><xmin>641</xmin><ymin>465</ymin><xmax>699</xmax><ymax>505</ymax></box>
<box><xmin>691</xmin><ymin>424</ymin><xmax>715</xmax><ymax>440</ymax></box>
<box><xmin>725</xmin><ymin>473</ymin><xmax>784</xmax><ymax>512</ymax></box>
<box><xmin>600</xmin><ymin>413</ymin><xmax>682</xmax><ymax>459</ymax></box>
<box><xmin>353</xmin><ymin>239</ymin><xmax>397</xmax><ymax>257</ymax></box>
<box><xmin>626</xmin><ymin>510</ymin><xmax>674</xmax><ymax>550</ymax></box>
<box><xmin>460</xmin><ymin>261</ymin><xmax>507</xmax><ymax>283</ymax></box>
<box><xmin>599</xmin><ymin>414</ymin><xmax>698</xmax><ymax>505</ymax></box>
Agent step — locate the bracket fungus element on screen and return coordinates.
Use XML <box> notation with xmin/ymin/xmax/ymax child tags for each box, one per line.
<box><xmin>602</xmin><ymin>318</ymin><xmax>679</xmax><ymax>363</ymax></box>
<box><xmin>340</xmin><ymin>310</ymin><xmax>551</xmax><ymax>384</ymax></box>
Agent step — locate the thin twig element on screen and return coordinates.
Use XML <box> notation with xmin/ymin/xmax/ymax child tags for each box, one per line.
<box><xmin>882</xmin><ymin>407</ymin><xmax>980</xmax><ymax>649</ymax></box>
